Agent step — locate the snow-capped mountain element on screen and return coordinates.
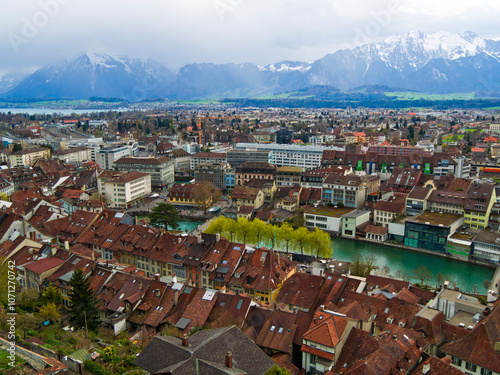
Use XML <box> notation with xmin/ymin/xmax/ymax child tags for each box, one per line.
<box><xmin>0</xmin><ymin>71</ymin><xmax>32</xmax><ymax>95</ymax></box>
<box><xmin>307</xmin><ymin>30</ymin><xmax>500</xmax><ymax>92</ymax></box>
<box><xmin>4</xmin><ymin>52</ymin><xmax>175</xmax><ymax>100</ymax></box>
<box><xmin>3</xmin><ymin>31</ymin><xmax>500</xmax><ymax>100</ymax></box>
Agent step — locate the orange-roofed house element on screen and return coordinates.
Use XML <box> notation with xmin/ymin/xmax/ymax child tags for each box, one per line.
<box><xmin>301</xmin><ymin>309</ymin><xmax>357</xmax><ymax>374</ymax></box>
<box><xmin>484</xmin><ymin>136</ymin><xmax>498</xmax><ymax>143</ymax></box>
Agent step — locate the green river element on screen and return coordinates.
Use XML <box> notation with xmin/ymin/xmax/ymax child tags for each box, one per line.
<box><xmin>187</xmin><ymin>219</ymin><xmax>495</xmax><ymax>294</ymax></box>
<box><xmin>332</xmin><ymin>237</ymin><xmax>495</xmax><ymax>294</ymax></box>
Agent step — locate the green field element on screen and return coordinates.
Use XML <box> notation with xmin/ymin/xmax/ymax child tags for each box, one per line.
<box><xmin>385</xmin><ymin>92</ymin><xmax>476</xmax><ymax>100</ymax></box>
<box><xmin>466</xmin><ymin>128</ymin><xmax>484</xmax><ymax>133</ymax></box>
<box><xmin>442</xmin><ymin>134</ymin><xmax>465</xmax><ymax>143</ymax></box>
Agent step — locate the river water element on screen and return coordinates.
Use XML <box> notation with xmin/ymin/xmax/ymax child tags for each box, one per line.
<box><xmin>164</xmin><ymin>221</ymin><xmax>496</xmax><ymax>294</ymax></box>
<box><xmin>332</xmin><ymin>237</ymin><xmax>495</xmax><ymax>294</ymax></box>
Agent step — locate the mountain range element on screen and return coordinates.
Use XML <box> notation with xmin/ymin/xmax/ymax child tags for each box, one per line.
<box><xmin>2</xmin><ymin>31</ymin><xmax>500</xmax><ymax>101</ymax></box>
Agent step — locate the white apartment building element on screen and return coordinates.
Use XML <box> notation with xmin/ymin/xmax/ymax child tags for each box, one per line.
<box><xmin>96</xmin><ymin>142</ymin><xmax>139</xmax><ymax>169</ymax></box>
<box><xmin>98</xmin><ymin>171</ymin><xmax>151</xmax><ymax>209</ymax></box>
<box><xmin>234</xmin><ymin>143</ymin><xmax>343</xmax><ymax>169</ymax></box>
<box><xmin>9</xmin><ymin>147</ymin><xmax>50</xmax><ymax>167</ymax></box>
<box><xmin>51</xmin><ymin>146</ymin><xmax>92</xmax><ymax>163</ymax></box>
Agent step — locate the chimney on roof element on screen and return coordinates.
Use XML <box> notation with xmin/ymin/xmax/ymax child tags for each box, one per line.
<box><xmin>172</xmin><ymin>273</ymin><xmax>177</xmax><ymax>283</ymax></box>
<box><xmin>154</xmin><ymin>273</ymin><xmax>160</xmax><ymax>281</ymax></box>
<box><xmin>51</xmin><ymin>244</ymin><xmax>57</xmax><ymax>256</ymax></box>
<box><xmin>174</xmin><ymin>289</ymin><xmax>179</xmax><ymax>306</ymax></box>
<box><xmin>182</xmin><ymin>334</ymin><xmax>188</xmax><ymax>347</ymax></box>
<box><xmin>216</xmin><ymin>233</ymin><xmax>220</xmax><ymax>243</ymax></box>
<box><xmin>225</xmin><ymin>352</ymin><xmax>233</xmax><ymax>368</ymax></box>
<box><xmin>138</xmin><ymin>280</ymin><xmax>143</xmax><ymax>290</ymax></box>
<box><xmin>64</xmin><ymin>241</ymin><xmax>69</xmax><ymax>250</ymax></box>
<box><xmin>135</xmin><ymin>216</ymin><xmax>138</xmax><ymax>225</ymax></box>
<box><xmin>155</xmin><ymin>289</ymin><xmax>160</xmax><ymax>298</ymax></box>
<box><xmin>178</xmin><ymin>237</ymin><xmax>182</xmax><ymax>244</ymax></box>
<box><xmin>197</xmin><ymin>234</ymin><xmax>202</xmax><ymax>244</ymax></box>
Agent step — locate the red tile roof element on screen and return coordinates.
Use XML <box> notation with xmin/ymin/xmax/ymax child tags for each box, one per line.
<box><xmin>24</xmin><ymin>257</ymin><xmax>65</xmax><ymax>273</ymax></box>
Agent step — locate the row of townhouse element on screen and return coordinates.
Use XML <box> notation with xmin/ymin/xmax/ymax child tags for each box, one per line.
<box><xmin>322</xmin><ymin>149</ymin><xmax>470</xmax><ymax>179</ymax></box>
<box><xmin>65</xmin><ymin>210</ymin><xmax>297</xmax><ymax>304</ymax></box>
<box><xmin>404</xmin><ymin>178</ymin><xmax>497</xmax><ymax>230</ymax></box>
<box><xmin>5</xmin><ymin>221</ymin><xmax>500</xmax><ymax>375</ymax></box>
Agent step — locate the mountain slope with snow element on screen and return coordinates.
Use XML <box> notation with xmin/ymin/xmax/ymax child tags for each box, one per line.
<box><xmin>4</xmin><ymin>52</ymin><xmax>175</xmax><ymax>100</ymax></box>
<box><xmin>3</xmin><ymin>31</ymin><xmax>500</xmax><ymax>100</ymax></box>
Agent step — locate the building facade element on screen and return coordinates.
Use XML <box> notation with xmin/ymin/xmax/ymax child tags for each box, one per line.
<box><xmin>112</xmin><ymin>156</ymin><xmax>174</xmax><ymax>191</ymax></box>
<box><xmin>98</xmin><ymin>171</ymin><xmax>151</xmax><ymax>209</ymax></box>
<box><xmin>9</xmin><ymin>147</ymin><xmax>50</xmax><ymax>167</ymax></box>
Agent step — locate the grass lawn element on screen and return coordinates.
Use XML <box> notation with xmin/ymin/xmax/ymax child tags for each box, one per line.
<box><xmin>0</xmin><ymin>350</ymin><xmax>25</xmax><ymax>370</ymax></box>
<box><xmin>466</xmin><ymin>128</ymin><xmax>484</xmax><ymax>133</ymax></box>
<box><xmin>386</xmin><ymin>92</ymin><xmax>476</xmax><ymax>100</ymax></box>
<box><xmin>442</xmin><ymin>134</ymin><xmax>465</xmax><ymax>143</ymax></box>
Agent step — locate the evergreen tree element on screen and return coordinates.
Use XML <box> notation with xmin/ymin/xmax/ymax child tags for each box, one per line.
<box><xmin>68</xmin><ymin>269</ymin><xmax>100</xmax><ymax>332</ymax></box>
<box><xmin>148</xmin><ymin>203</ymin><xmax>181</xmax><ymax>231</ymax></box>
<box><xmin>39</xmin><ymin>285</ymin><xmax>62</xmax><ymax>307</ymax></box>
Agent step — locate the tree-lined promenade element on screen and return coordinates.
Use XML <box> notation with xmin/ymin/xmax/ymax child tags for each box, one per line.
<box><xmin>204</xmin><ymin>217</ymin><xmax>333</xmax><ymax>258</ymax></box>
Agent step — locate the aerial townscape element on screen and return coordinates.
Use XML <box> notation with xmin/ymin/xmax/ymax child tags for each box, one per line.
<box><xmin>3</xmin><ymin>2</ymin><xmax>500</xmax><ymax>374</ymax></box>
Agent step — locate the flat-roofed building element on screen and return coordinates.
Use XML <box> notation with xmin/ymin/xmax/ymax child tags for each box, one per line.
<box><xmin>98</xmin><ymin>171</ymin><xmax>151</xmax><ymax>209</ymax></box>
<box><xmin>194</xmin><ymin>162</ymin><xmax>229</xmax><ymax>191</ymax></box>
<box><xmin>226</xmin><ymin>149</ymin><xmax>271</xmax><ymax>168</ymax></box>
<box><xmin>190</xmin><ymin>152</ymin><xmax>226</xmax><ymax>170</ymax></box>
<box><xmin>471</xmin><ymin>230</ymin><xmax>500</xmax><ymax>264</ymax></box>
<box><xmin>305</xmin><ymin>206</ymin><xmax>356</xmax><ymax>233</ymax></box>
<box><xmin>112</xmin><ymin>156</ymin><xmax>174</xmax><ymax>191</ymax></box>
<box><xmin>275</xmin><ymin>166</ymin><xmax>303</xmax><ymax>188</ymax></box>
<box><xmin>9</xmin><ymin>147</ymin><xmax>50</xmax><ymax>167</ymax></box>
<box><xmin>51</xmin><ymin>146</ymin><xmax>92</xmax><ymax>163</ymax></box>
<box><xmin>96</xmin><ymin>144</ymin><xmax>134</xmax><ymax>170</ymax></box>
<box><xmin>234</xmin><ymin>143</ymin><xmax>343</xmax><ymax>168</ymax></box>
<box><xmin>404</xmin><ymin>211</ymin><xmax>463</xmax><ymax>253</ymax></box>
<box><xmin>235</xmin><ymin>161</ymin><xmax>275</xmax><ymax>186</ymax></box>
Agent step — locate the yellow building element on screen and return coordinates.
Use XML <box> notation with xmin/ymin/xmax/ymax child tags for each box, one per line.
<box><xmin>463</xmin><ymin>184</ymin><xmax>496</xmax><ymax>229</ymax></box>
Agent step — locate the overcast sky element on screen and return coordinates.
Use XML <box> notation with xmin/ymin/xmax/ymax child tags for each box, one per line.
<box><xmin>2</xmin><ymin>0</ymin><xmax>500</xmax><ymax>75</ymax></box>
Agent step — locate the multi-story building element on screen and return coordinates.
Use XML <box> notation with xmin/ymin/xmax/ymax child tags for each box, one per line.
<box><xmin>96</xmin><ymin>144</ymin><xmax>134</xmax><ymax>170</ymax></box>
<box><xmin>231</xmin><ymin>186</ymin><xmax>264</xmax><ymax>209</ymax></box>
<box><xmin>322</xmin><ymin>175</ymin><xmax>379</xmax><ymax>209</ymax></box>
<box><xmin>275</xmin><ymin>166</ymin><xmax>303</xmax><ymax>188</ymax></box>
<box><xmin>194</xmin><ymin>162</ymin><xmax>229</xmax><ymax>191</ymax></box>
<box><xmin>98</xmin><ymin>171</ymin><xmax>151</xmax><ymax>209</ymax></box>
<box><xmin>305</xmin><ymin>206</ymin><xmax>356</xmax><ymax>233</ymax></box>
<box><xmin>235</xmin><ymin>161</ymin><xmax>275</xmax><ymax>186</ymax></box>
<box><xmin>471</xmin><ymin>231</ymin><xmax>500</xmax><ymax>264</ymax></box>
<box><xmin>374</xmin><ymin>200</ymin><xmax>405</xmax><ymax>228</ymax></box>
<box><xmin>51</xmin><ymin>146</ymin><xmax>92</xmax><ymax>163</ymax></box>
<box><xmin>190</xmin><ymin>152</ymin><xmax>226</xmax><ymax>170</ymax></box>
<box><xmin>226</xmin><ymin>149</ymin><xmax>271</xmax><ymax>168</ymax></box>
<box><xmin>405</xmin><ymin>186</ymin><xmax>433</xmax><ymax>216</ymax></box>
<box><xmin>276</xmin><ymin>127</ymin><xmax>293</xmax><ymax>144</ymax></box>
<box><xmin>463</xmin><ymin>183</ymin><xmax>496</xmax><ymax>230</ymax></box>
<box><xmin>225</xmin><ymin>169</ymin><xmax>236</xmax><ymax>191</ymax></box>
<box><xmin>404</xmin><ymin>211</ymin><xmax>463</xmax><ymax>253</ymax></box>
<box><xmin>167</xmin><ymin>183</ymin><xmax>206</xmax><ymax>207</ymax></box>
<box><xmin>367</xmin><ymin>145</ymin><xmax>427</xmax><ymax>156</ymax></box>
<box><xmin>234</xmin><ymin>143</ymin><xmax>343</xmax><ymax>169</ymax></box>
<box><xmin>9</xmin><ymin>147</ymin><xmax>50</xmax><ymax>167</ymax></box>
<box><xmin>112</xmin><ymin>156</ymin><xmax>174</xmax><ymax>191</ymax></box>
<box><xmin>341</xmin><ymin>210</ymin><xmax>370</xmax><ymax>238</ymax></box>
